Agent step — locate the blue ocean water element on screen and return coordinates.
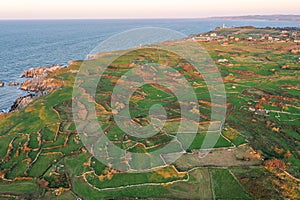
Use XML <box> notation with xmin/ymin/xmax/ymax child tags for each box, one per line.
<box><xmin>0</xmin><ymin>19</ymin><xmax>299</xmax><ymax>111</ymax></box>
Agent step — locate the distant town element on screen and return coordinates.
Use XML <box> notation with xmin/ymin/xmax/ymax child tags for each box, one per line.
<box><xmin>190</xmin><ymin>25</ymin><xmax>300</xmax><ymax>44</ymax></box>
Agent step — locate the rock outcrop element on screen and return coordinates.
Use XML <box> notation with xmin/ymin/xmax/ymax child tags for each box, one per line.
<box><xmin>20</xmin><ymin>78</ymin><xmax>62</xmax><ymax>93</ymax></box>
<box><xmin>4</xmin><ymin>64</ymin><xmax>67</xmax><ymax>114</ymax></box>
<box><xmin>10</xmin><ymin>94</ymin><xmax>34</xmax><ymax>112</ymax></box>
<box><xmin>8</xmin><ymin>82</ymin><xmax>19</xmax><ymax>86</ymax></box>
<box><xmin>21</xmin><ymin>64</ymin><xmax>66</xmax><ymax>78</ymax></box>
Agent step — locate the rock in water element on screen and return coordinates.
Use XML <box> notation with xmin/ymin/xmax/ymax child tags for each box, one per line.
<box><xmin>0</xmin><ymin>82</ymin><xmax>4</xmax><ymax>87</ymax></box>
<box><xmin>8</xmin><ymin>82</ymin><xmax>19</xmax><ymax>86</ymax></box>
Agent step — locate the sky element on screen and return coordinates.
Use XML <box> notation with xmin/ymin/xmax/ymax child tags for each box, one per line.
<box><xmin>0</xmin><ymin>0</ymin><xmax>299</xmax><ymax>19</ymax></box>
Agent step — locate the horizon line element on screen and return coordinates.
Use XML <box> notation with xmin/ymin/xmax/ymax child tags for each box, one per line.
<box><xmin>1</xmin><ymin>14</ymin><xmax>300</xmax><ymax>21</ymax></box>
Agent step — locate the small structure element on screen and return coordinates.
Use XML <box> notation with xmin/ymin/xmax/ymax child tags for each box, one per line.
<box><xmin>210</xmin><ymin>33</ymin><xmax>217</xmax><ymax>37</ymax></box>
<box><xmin>292</xmin><ymin>32</ymin><xmax>297</xmax><ymax>37</ymax></box>
<box><xmin>249</xmin><ymin>107</ymin><xmax>256</xmax><ymax>112</ymax></box>
<box><xmin>218</xmin><ymin>58</ymin><xmax>229</xmax><ymax>63</ymax></box>
<box><xmin>255</xmin><ymin>109</ymin><xmax>270</xmax><ymax>116</ymax></box>
<box><xmin>294</xmin><ymin>39</ymin><xmax>300</xmax><ymax>44</ymax></box>
<box><xmin>274</xmin><ymin>38</ymin><xmax>280</xmax><ymax>42</ymax></box>
<box><xmin>87</xmin><ymin>54</ymin><xmax>97</xmax><ymax>60</ymax></box>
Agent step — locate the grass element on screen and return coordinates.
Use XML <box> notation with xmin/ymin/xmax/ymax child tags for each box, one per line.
<box><xmin>28</xmin><ymin>153</ymin><xmax>61</xmax><ymax>177</ymax></box>
<box><xmin>5</xmin><ymin>160</ymin><xmax>28</xmax><ymax>179</ymax></box>
<box><xmin>73</xmin><ymin>177</ymin><xmax>170</xmax><ymax>199</ymax></box>
<box><xmin>166</xmin><ymin>168</ymin><xmax>213</xmax><ymax>199</ymax></box>
<box><xmin>210</xmin><ymin>168</ymin><xmax>250</xmax><ymax>199</ymax></box>
<box><xmin>231</xmin><ymin>167</ymin><xmax>281</xmax><ymax>199</ymax></box>
<box><xmin>86</xmin><ymin>166</ymin><xmax>187</xmax><ymax>189</ymax></box>
<box><xmin>188</xmin><ymin>133</ymin><xmax>233</xmax><ymax>151</ymax></box>
<box><xmin>62</xmin><ymin>151</ymin><xmax>91</xmax><ymax>177</ymax></box>
<box><xmin>0</xmin><ymin>134</ymin><xmax>15</xmax><ymax>158</ymax></box>
<box><xmin>0</xmin><ymin>180</ymin><xmax>38</xmax><ymax>194</ymax></box>
<box><xmin>28</xmin><ymin>133</ymin><xmax>39</xmax><ymax>149</ymax></box>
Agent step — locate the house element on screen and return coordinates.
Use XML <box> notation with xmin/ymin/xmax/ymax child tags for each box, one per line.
<box><xmin>210</xmin><ymin>33</ymin><xmax>217</xmax><ymax>37</ymax></box>
<box><xmin>268</xmin><ymin>36</ymin><xmax>273</xmax><ymax>41</ymax></box>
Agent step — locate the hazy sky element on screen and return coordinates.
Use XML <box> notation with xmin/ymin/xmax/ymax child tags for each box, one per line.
<box><xmin>0</xmin><ymin>0</ymin><xmax>299</xmax><ymax>19</ymax></box>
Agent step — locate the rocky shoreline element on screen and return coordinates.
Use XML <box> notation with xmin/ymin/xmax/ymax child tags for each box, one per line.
<box><xmin>9</xmin><ymin>94</ymin><xmax>35</xmax><ymax>112</ymax></box>
<box><xmin>0</xmin><ymin>64</ymin><xmax>67</xmax><ymax>114</ymax></box>
<box><xmin>21</xmin><ymin>64</ymin><xmax>66</xmax><ymax>78</ymax></box>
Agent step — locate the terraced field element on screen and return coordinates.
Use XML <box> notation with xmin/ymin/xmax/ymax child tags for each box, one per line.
<box><xmin>0</xmin><ymin>27</ymin><xmax>299</xmax><ymax>199</ymax></box>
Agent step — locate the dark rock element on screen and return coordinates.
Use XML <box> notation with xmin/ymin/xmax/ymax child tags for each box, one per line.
<box><xmin>10</xmin><ymin>94</ymin><xmax>35</xmax><ymax>112</ymax></box>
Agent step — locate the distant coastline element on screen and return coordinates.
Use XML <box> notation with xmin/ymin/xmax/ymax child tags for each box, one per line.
<box><xmin>208</xmin><ymin>15</ymin><xmax>300</xmax><ymax>22</ymax></box>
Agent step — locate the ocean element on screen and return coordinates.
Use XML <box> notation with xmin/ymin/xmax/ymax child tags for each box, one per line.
<box><xmin>0</xmin><ymin>19</ymin><xmax>299</xmax><ymax>111</ymax></box>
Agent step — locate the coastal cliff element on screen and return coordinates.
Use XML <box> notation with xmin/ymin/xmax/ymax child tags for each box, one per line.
<box><xmin>9</xmin><ymin>94</ymin><xmax>34</xmax><ymax>112</ymax></box>
<box><xmin>21</xmin><ymin>64</ymin><xmax>66</xmax><ymax>78</ymax></box>
<box><xmin>20</xmin><ymin>78</ymin><xmax>62</xmax><ymax>92</ymax></box>
<box><xmin>7</xmin><ymin>64</ymin><xmax>67</xmax><ymax>112</ymax></box>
